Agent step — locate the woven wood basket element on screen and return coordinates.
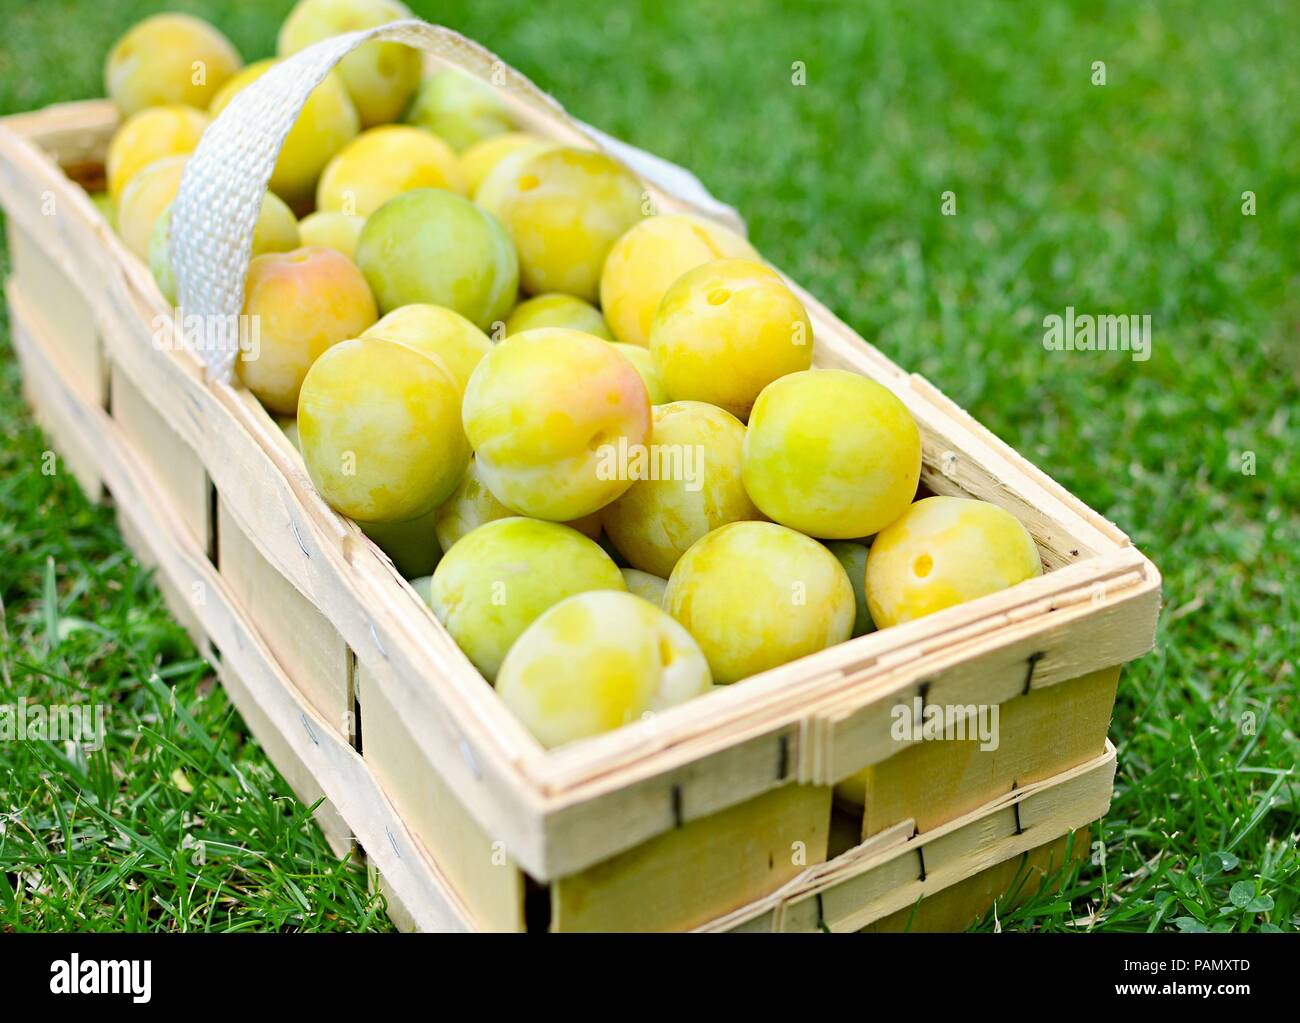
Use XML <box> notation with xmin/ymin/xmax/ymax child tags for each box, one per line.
<box><xmin>0</xmin><ymin>19</ymin><xmax>1160</xmax><ymax>931</ymax></box>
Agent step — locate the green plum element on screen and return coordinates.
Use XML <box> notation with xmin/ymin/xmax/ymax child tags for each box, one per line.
<box><xmin>405</xmin><ymin>68</ymin><xmax>515</xmax><ymax>152</ymax></box>
<box><xmin>355</xmin><ymin>188</ymin><xmax>518</xmax><ymax>329</ymax></box>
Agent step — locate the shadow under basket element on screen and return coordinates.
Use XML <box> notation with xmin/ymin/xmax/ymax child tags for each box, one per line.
<box><xmin>0</xmin><ymin>69</ymin><xmax>1159</xmax><ymax>931</ymax></box>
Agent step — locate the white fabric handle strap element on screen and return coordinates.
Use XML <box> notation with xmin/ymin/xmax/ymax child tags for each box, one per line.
<box><xmin>170</xmin><ymin>18</ymin><xmax>743</xmax><ymax>383</ymax></box>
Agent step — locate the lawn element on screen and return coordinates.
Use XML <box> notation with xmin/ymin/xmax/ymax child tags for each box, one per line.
<box><xmin>0</xmin><ymin>0</ymin><xmax>1296</xmax><ymax>932</ymax></box>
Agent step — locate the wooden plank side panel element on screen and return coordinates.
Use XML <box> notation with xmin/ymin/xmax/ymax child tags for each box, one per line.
<box><xmin>0</xmin><ymin>117</ymin><xmax>124</xmax><ymax>354</ymax></box>
<box><xmin>12</xmin><ymin>334</ymin><xmax>104</xmax><ymax>499</ymax></box>
<box><xmin>5</xmin><ymin>219</ymin><xmax>106</xmax><ymax>408</ymax></box>
<box><xmin>216</xmin><ymin>496</ymin><xmax>352</xmax><ymax>734</ymax></box>
<box><xmin>552</xmin><ymin>783</ymin><xmax>831</xmax><ymax>932</ymax></box>
<box><xmin>702</xmin><ymin>743</ymin><xmax>1115</xmax><ymax>932</ymax></box>
<box><xmin>855</xmin><ymin>664</ymin><xmax>1120</xmax><ymax>838</ymax></box>
<box><xmin>110</xmin><ymin>364</ymin><xmax>212</xmax><ymax>553</ymax></box>
<box><xmin>115</xmin><ymin>499</ymin><xmax>207</xmax><ymax>651</ymax></box>
<box><xmin>356</xmin><ymin>661</ymin><xmax>527</xmax><ymax>933</ymax></box>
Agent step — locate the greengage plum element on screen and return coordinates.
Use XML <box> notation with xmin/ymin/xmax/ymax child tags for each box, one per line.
<box><xmin>354</xmin><ymin>188</ymin><xmax>518</xmax><ymax>328</ymax></box>
<box><xmin>362</xmin><ymin>303</ymin><xmax>491</xmax><ymax>393</ymax></box>
<box><xmin>237</xmin><ymin>246</ymin><xmax>376</xmax><ymax>413</ymax></box>
<box><xmin>358</xmin><ymin>505</ymin><xmax>441</xmax><ymax>578</ymax></box>
<box><xmin>865</xmin><ymin>496</ymin><xmax>1043</xmax><ymax>628</ymax></box>
<box><xmin>210</xmin><ymin>61</ymin><xmax>359</xmax><ymax>210</ymax></box>
<box><xmin>429</xmin><ymin>517</ymin><xmax>625</xmax><ymax>681</ymax></box>
<box><xmin>117</xmin><ymin>155</ymin><xmax>187</xmax><ymax>259</ymax></box>
<box><xmin>504</xmin><ymin>293</ymin><xmax>612</xmax><ymax>340</ymax></box>
<box><xmin>106</xmin><ymin>13</ymin><xmax>242</xmax><ymax>116</ymax></box>
<box><xmin>298</xmin><ymin>210</ymin><xmax>364</xmax><ymax>260</ymax></box>
<box><xmin>650</xmin><ymin>258</ymin><xmax>812</xmax><ymax>419</ymax></box>
<box><xmin>434</xmin><ymin>458</ymin><xmax>603</xmax><ymax>554</ymax></box>
<box><xmin>496</xmin><ymin>590</ymin><xmax>711</xmax><ymax>748</ymax></box>
<box><xmin>492</xmin><ymin>147</ymin><xmax>645</xmax><ymax>301</ymax></box>
<box><xmin>278</xmin><ymin>0</ymin><xmax>421</xmax><ymax>128</ymax></box>
<box><xmin>825</xmin><ymin>541</ymin><xmax>874</xmax><ymax>638</ymax></box>
<box><xmin>317</xmin><ymin>125</ymin><xmax>465</xmax><ymax>217</ymax></box>
<box><xmin>600</xmin><ymin>213</ymin><xmax>758</xmax><ymax>346</ymax></box>
<box><xmin>460</xmin><ymin>132</ymin><xmax>549</xmax><ymax>194</ymax></box>
<box><xmin>107</xmin><ymin>106</ymin><xmax>210</xmax><ymax>204</ymax></box>
<box><xmin>664</xmin><ymin>521</ymin><xmax>855</xmax><ymax>684</ymax></box>
<box><xmin>405</xmin><ymin>69</ymin><xmax>514</xmax><ymax>152</ymax></box>
<box><xmin>461</xmin><ymin>328</ymin><xmax>652</xmax><ymax>520</ymax></box>
<box><xmin>603</xmin><ymin>401</ymin><xmax>758</xmax><ymax>578</ymax></box>
<box><xmin>743</xmin><ymin>369</ymin><xmax>921</xmax><ymax>538</ymax></box>
<box><xmin>620</xmin><ymin>568</ymin><xmax>668</xmax><ymax>608</ymax></box>
<box><xmin>298</xmin><ymin>335</ymin><xmax>469</xmax><ymax>522</ymax></box>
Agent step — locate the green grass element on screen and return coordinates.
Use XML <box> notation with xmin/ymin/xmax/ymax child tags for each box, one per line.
<box><xmin>1</xmin><ymin>0</ymin><xmax>1297</xmax><ymax>932</ymax></box>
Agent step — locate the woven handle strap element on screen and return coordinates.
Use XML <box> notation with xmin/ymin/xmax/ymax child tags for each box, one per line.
<box><xmin>170</xmin><ymin>18</ymin><xmax>741</xmax><ymax>383</ymax></box>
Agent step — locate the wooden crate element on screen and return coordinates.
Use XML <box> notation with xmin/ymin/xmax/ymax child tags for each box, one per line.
<box><xmin>0</xmin><ymin>28</ymin><xmax>1160</xmax><ymax>930</ymax></box>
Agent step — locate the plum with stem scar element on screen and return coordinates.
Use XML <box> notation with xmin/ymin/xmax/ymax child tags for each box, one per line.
<box><xmin>650</xmin><ymin>258</ymin><xmax>812</xmax><ymax>420</ymax></box>
<box><xmin>865</xmin><ymin>496</ymin><xmax>1043</xmax><ymax>628</ymax></box>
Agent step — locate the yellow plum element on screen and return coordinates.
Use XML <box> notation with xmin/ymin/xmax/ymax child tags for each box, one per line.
<box><xmin>865</xmin><ymin>496</ymin><xmax>1043</xmax><ymax>628</ymax></box>
<box><xmin>743</xmin><ymin>369</ymin><xmax>921</xmax><ymax>538</ymax></box>
<box><xmin>664</xmin><ymin>521</ymin><xmax>855</xmax><ymax>683</ymax></box>
<box><xmin>492</xmin><ymin>147</ymin><xmax>645</xmax><ymax>301</ymax></box>
<box><xmin>497</xmin><ymin>590</ymin><xmax>711</xmax><ymax>748</ymax></box>
<box><xmin>650</xmin><ymin>258</ymin><xmax>812</xmax><ymax>419</ymax></box>
<box><xmin>317</xmin><ymin>124</ymin><xmax>465</xmax><ymax>217</ymax></box>
<box><xmin>106</xmin><ymin>13</ymin><xmax>242</xmax><ymax>116</ymax></box>
<box><xmin>298</xmin><ymin>335</ymin><xmax>469</xmax><ymax>522</ymax></box>
<box><xmin>603</xmin><ymin>401</ymin><xmax>758</xmax><ymax>578</ymax></box>
<box><xmin>462</xmin><ymin>328</ymin><xmax>652</xmax><ymax>520</ymax></box>
<box><xmin>278</xmin><ymin>0</ymin><xmax>422</xmax><ymax>128</ymax></box>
